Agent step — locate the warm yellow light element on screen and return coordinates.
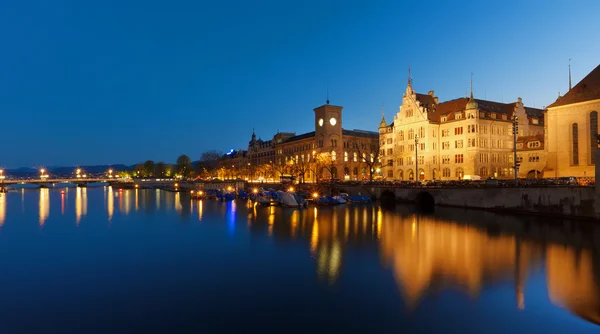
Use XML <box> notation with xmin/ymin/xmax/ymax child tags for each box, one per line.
<box><xmin>40</xmin><ymin>169</ymin><xmax>45</xmax><ymax>174</ymax></box>
<box><xmin>108</xmin><ymin>169</ymin><xmax>113</xmax><ymax>174</ymax></box>
<box><xmin>313</xmin><ymin>192</ymin><xmax>319</xmax><ymax>198</ymax></box>
<box><xmin>289</xmin><ymin>187</ymin><xmax>294</xmax><ymax>192</ymax></box>
<box><xmin>135</xmin><ymin>184</ymin><xmax>139</xmax><ymax>188</ymax></box>
<box><xmin>227</xmin><ymin>186</ymin><xmax>232</xmax><ymax>191</ymax></box>
<box><xmin>190</xmin><ymin>190</ymin><xmax>194</xmax><ymax>194</ymax></box>
<box><xmin>253</xmin><ymin>188</ymin><xmax>258</xmax><ymax>194</ymax></box>
<box><xmin>199</xmin><ymin>191</ymin><xmax>203</xmax><ymax>195</ymax></box>
<box><xmin>76</xmin><ymin>168</ymin><xmax>81</xmax><ymax>174</ymax></box>
<box><xmin>175</xmin><ymin>183</ymin><xmax>179</xmax><ymax>187</ymax></box>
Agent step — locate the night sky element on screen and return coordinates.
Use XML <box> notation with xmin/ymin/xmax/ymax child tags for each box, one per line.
<box><xmin>1</xmin><ymin>0</ymin><xmax>599</xmax><ymax>168</ymax></box>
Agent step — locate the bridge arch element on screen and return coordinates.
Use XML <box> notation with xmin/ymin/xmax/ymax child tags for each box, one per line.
<box><xmin>526</xmin><ymin>170</ymin><xmax>542</xmax><ymax>179</ymax></box>
<box><xmin>415</xmin><ymin>191</ymin><xmax>435</xmax><ymax>213</ymax></box>
<box><xmin>380</xmin><ymin>190</ymin><xmax>396</xmax><ymax>207</ymax></box>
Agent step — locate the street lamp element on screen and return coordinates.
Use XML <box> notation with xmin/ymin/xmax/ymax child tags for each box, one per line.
<box><xmin>512</xmin><ymin>115</ymin><xmax>519</xmax><ymax>183</ymax></box>
<box><xmin>40</xmin><ymin>168</ymin><xmax>48</xmax><ymax>180</ymax></box>
<box><xmin>108</xmin><ymin>169</ymin><xmax>113</xmax><ymax>178</ymax></box>
<box><xmin>0</xmin><ymin>169</ymin><xmax>5</xmax><ymax>185</ymax></box>
<box><xmin>76</xmin><ymin>168</ymin><xmax>81</xmax><ymax>178</ymax></box>
<box><xmin>415</xmin><ymin>135</ymin><xmax>419</xmax><ymax>182</ymax></box>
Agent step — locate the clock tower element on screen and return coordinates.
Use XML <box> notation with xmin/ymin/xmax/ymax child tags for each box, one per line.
<box><xmin>314</xmin><ymin>100</ymin><xmax>343</xmax><ymax>159</ymax></box>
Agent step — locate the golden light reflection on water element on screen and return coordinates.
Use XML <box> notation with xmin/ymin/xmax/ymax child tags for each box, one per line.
<box><xmin>547</xmin><ymin>245</ymin><xmax>600</xmax><ymax>324</ymax></box>
<box><xmin>378</xmin><ymin>211</ymin><xmax>600</xmax><ymax>323</ymax></box>
<box><xmin>107</xmin><ymin>186</ymin><xmax>114</xmax><ymax>221</ymax></box>
<box><xmin>174</xmin><ymin>192</ymin><xmax>182</xmax><ymax>213</ymax></box>
<box><xmin>75</xmin><ymin>187</ymin><xmax>87</xmax><ymax>224</ymax></box>
<box><xmin>155</xmin><ymin>189</ymin><xmax>161</xmax><ymax>209</ymax></box>
<box><xmin>39</xmin><ymin>188</ymin><xmax>49</xmax><ymax>227</ymax></box>
<box><xmin>135</xmin><ymin>189</ymin><xmax>139</xmax><ymax>212</ymax></box>
<box><xmin>1</xmin><ymin>190</ymin><xmax>597</xmax><ymax>325</ymax></box>
<box><xmin>0</xmin><ymin>194</ymin><xmax>5</xmax><ymax>226</ymax></box>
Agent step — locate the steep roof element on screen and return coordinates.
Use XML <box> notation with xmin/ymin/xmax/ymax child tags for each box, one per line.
<box><xmin>548</xmin><ymin>64</ymin><xmax>600</xmax><ymax>108</ymax></box>
<box><xmin>283</xmin><ymin>131</ymin><xmax>315</xmax><ymax>143</ymax></box>
<box><xmin>342</xmin><ymin>129</ymin><xmax>379</xmax><ymax>139</ymax></box>
<box><xmin>415</xmin><ymin>93</ymin><xmax>440</xmax><ymax>122</ymax></box>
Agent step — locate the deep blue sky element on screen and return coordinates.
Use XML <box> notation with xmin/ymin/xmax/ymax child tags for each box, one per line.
<box><xmin>1</xmin><ymin>0</ymin><xmax>599</xmax><ymax>168</ymax></box>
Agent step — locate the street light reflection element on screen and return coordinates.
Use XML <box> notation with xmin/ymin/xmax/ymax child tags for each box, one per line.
<box><xmin>107</xmin><ymin>186</ymin><xmax>114</xmax><ymax>221</ymax></box>
<box><xmin>39</xmin><ymin>188</ymin><xmax>49</xmax><ymax>227</ymax></box>
<box><xmin>0</xmin><ymin>194</ymin><xmax>5</xmax><ymax>226</ymax></box>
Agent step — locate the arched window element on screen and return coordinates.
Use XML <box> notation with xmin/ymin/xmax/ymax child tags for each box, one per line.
<box><xmin>456</xmin><ymin>167</ymin><xmax>464</xmax><ymax>179</ymax></box>
<box><xmin>432</xmin><ymin>168</ymin><xmax>438</xmax><ymax>180</ymax></box>
<box><xmin>353</xmin><ymin>167</ymin><xmax>358</xmax><ymax>175</ymax></box>
<box><xmin>480</xmin><ymin>167</ymin><xmax>488</xmax><ymax>177</ymax></box>
<box><xmin>408</xmin><ymin>169</ymin><xmax>414</xmax><ymax>180</ymax></box>
<box><xmin>344</xmin><ymin>151</ymin><xmax>348</xmax><ymax>162</ymax></box>
<box><xmin>331</xmin><ymin>167</ymin><xmax>337</xmax><ymax>178</ymax></box>
<box><xmin>353</xmin><ymin>152</ymin><xmax>358</xmax><ymax>162</ymax></box>
<box><xmin>344</xmin><ymin>167</ymin><xmax>349</xmax><ymax>175</ymax></box>
<box><xmin>442</xmin><ymin>168</ymin><xmax>451</xmax><ymax>178</ymax></box>
<box><xmin>591</xmin><ymin>111</ymin><xmax>598</xmax><ymax>164</ymax></box>
<box><xmin>331</xmin><ymin>151</ymin><xmax>337</xmax><ymax>161</ymax></box>
<box><xmin>397</xmin><ymin>170</ymin><xmax>404</xmax><ymax>180</ymax></box>
<box><xmin>573</xmin><ymin>123</ymin><xmax>579</xmax><ymax>165</ymax></box>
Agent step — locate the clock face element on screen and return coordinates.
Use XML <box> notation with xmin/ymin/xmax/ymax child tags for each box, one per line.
<box><xmin>318</xmin><ymin>118</ymin><xmax>324</xmax><ymax>127</ymax></box>
<box><xmin>330</xmin><ymin>117</ymin><xmax>337</xmax><ymax>126</ymax></box>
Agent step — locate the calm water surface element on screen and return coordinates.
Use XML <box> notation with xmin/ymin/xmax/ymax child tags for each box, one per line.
<box><xmin>0</xmin><ymin>187</ymin><xmax>599</xmax><ymax>333</ymax></box>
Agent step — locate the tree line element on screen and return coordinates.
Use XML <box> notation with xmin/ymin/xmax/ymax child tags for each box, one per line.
<box><xmin>127</xmin><ymin>151</ymin><xmax>222</xmax><ymax>179</ymax></box>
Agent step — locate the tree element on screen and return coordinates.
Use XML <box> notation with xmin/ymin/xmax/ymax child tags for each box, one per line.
<box><xmin>155</xmin><ymin>162</ymin><xmax>167</xmax><ymax>177</ymax></box>
<box><xmin>314</xmin><ymin>152</ymin><xmax>336</xmax><ymax>182</ymax></box>
<box><xmin>134</xmin><ymin>164</ymin><xmax>144</xmax><ymax>178</ymax></box>
<box><xmin>197</xmin><ymin>150</ymin><xmax>222</xmax><ymax>177</ymax></box>
<box><xmin>176</xmin><ymin>154</ymin><xmax>192</xmax><ymax>177</ymax></box>
<box><xmin>288</xmin><ymin>154</ymin><xmax>311</xmax><ymax>183</ymax></box>
<box><xmin>143</xmin><ymin>160</ymin><xmax>155</xmax><ymax>177</ymax></box>
<box><xmin>350</xmin><ymin>139</ymin><xmax>381</xmax><ymax>181</ymax></box>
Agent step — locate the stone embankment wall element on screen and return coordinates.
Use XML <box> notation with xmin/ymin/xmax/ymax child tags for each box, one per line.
<box><xmin>337</xmin><ymin>185</ymin><xmax>597</xmax><ymax>219</ymax></box>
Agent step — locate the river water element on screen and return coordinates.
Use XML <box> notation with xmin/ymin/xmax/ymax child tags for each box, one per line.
<box><xmin>0</xmin><ymin>187</ymin><xmax>598</xmax><ymax>333</ymax></box>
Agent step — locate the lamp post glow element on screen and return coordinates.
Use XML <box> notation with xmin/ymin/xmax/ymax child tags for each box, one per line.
<box><xmin>76</xmin><ymin>168</ymin><xmax>81</xmax><ymax>178</ymax></box>
<box><xmin>108</xmin><ymin>169</ymin><xmax>113</xmax><ymax>178</ymax></box>
<box><xmin>512</xmin><ymin>115</ymin><xmax>519</xmax><ymax>183</ymax></box>
<box><xmin>40</xmin><ymin>168</ymin><xmax>48</xmax><ymax>180</ymax></box>
<box><xmin>415</xmin><ymin>135</ymin><xmax>419</xmax><ymax>182</ymax></box>
<box><xmin>0</xmin><ymin>169</ymin><xmax>5</xmax><ymax>184</ymax></box>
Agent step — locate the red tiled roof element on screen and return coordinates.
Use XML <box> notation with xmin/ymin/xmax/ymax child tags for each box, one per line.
<box><xmin>548</xmin><ymin>64</ymin><xmax>600</xmax><ymax>108</ymax></box>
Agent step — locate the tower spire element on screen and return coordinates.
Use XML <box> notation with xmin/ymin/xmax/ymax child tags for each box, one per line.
<box><xmin>326</xmin><ymin>86</ymin><xmax>330</xmax><ymax>105</ymax></box>
<box><xmin>470</xmin><ymin>72</ymin><xmax>474</xmax><ymax>100</ymax></box>
<box><xmin>379</xmin><ymin>105</ymin><xmax>388</xmax><ymax>128</ymax></box>
<box><xmin>466</xmin><ymin>72</ymin><xmax>478</xmax><ymax>110</ymax></box>
<box><xmin>569</xmin><ymin>58</ymin><xmax>572</xmax><ymax>91</ymax></box>
<box><xmin>408</xmin><ymin>65</ymin><xmax>412</xmax><ymax>87</ymax></box>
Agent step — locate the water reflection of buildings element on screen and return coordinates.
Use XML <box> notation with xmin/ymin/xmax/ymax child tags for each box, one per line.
<box><xmin>547</xmin><ymin>245</ymin><xmax>600</xmax><ymax>325</ymax></box>
<box><xmin>39</xmin><ymin>188</ymin><xmax>50</xmax><ymax>227</ymax></box>
<box><xmin>379</xmin><ymin>213</ymin><xmax>600</xmax><ymax>324</ymax></box>
<box><xmin>250</xmin><ymin>205</ymin><xmax>380</xmax><ymax>285</ymax></box>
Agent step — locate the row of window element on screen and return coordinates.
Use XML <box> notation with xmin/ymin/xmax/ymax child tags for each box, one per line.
<box><xmin>386</xmin><ymin>166</ymin><xmax>515</xmax><ymax>180</ymax></box>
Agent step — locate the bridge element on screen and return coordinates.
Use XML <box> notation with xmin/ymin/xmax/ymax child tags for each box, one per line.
<box><xmin>0</xmin><ymin>178</ymin><xmax>122</xmax><ymax>185</ymax></box>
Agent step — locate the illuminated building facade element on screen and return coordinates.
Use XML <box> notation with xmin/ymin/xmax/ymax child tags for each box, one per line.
<box><xmin>546</xmin><ymin>64</ymin><xmax>600</xmax><ymax>178</ymax></box>
<box><xmin>245</xmin><ymin>102</ymin><xmax>379</xmax><ymax>182</ymax></box>
<box><xmin>380</xmin><ymin>77</ymin><xmax>544</xmax><ymax>180</ymax></box>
